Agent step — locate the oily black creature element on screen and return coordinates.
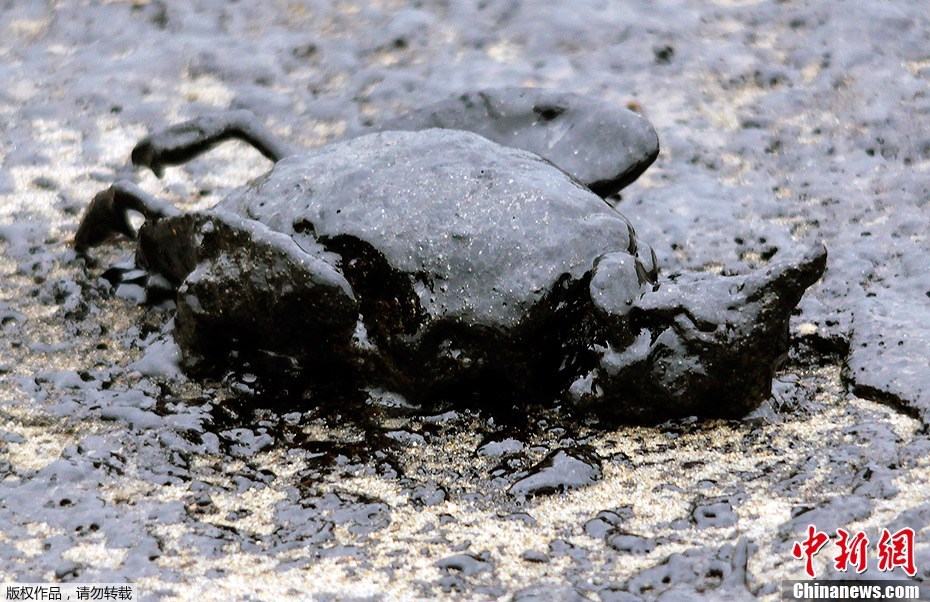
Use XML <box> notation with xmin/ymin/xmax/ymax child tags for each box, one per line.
<box><xmin>74</xmin><ymin>89</ymin><xmax>826</xmax><ymax>422</ymax></box>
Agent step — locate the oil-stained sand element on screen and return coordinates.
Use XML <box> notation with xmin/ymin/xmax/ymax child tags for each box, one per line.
<box><xmin>1</xmin><ymin>1</ymin><xmax>929</xmax><ymax>599</ymax></box>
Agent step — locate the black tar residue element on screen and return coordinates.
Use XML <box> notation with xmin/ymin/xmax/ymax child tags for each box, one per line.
<box><xmin>2</xmin><ymin>1</ymin><xmax>930</xmax><ymax>599</ymax></box>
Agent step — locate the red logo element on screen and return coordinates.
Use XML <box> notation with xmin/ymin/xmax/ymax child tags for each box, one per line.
<box><xmin>792</xmin><ymin>525</ymin><xmax>829</xmax><ymax>578</ymax></box>
<box><xmin>877</xmin><ymin>528</ymin><xmax>916</xmax><ymax>576</ymax></box>
<box><xmin>791</xmin><ymin>526</ymin><xmax>917</xmax><ymax>578</ymax></box>
<box><xmin>834</xmin><ymin>529</ymin><xmax>869</xmax><ymax>574</ymax></box>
